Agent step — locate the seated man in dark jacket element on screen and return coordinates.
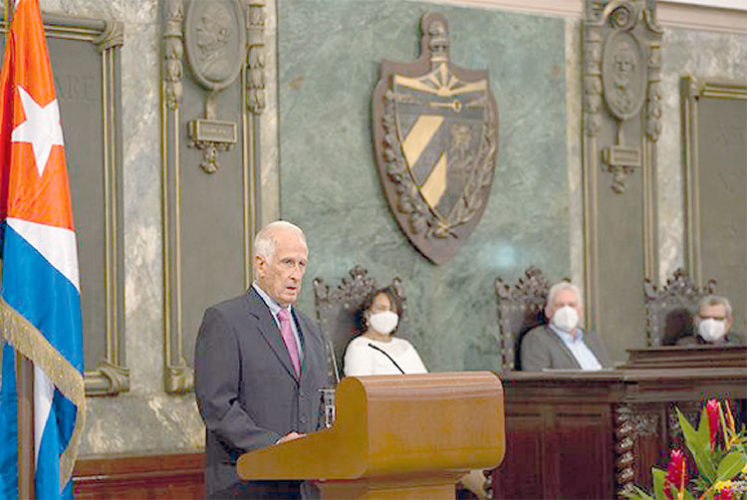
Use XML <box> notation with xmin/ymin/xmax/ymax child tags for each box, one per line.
<box><xmin>520</xmin><ymin>282</ymin><xmax>612</xmax><ymax>371</ymax></box>
<box><xmin>677</xmin><ymin>295</ymin><xmax>744</xmax><ymax>346</ymax></box>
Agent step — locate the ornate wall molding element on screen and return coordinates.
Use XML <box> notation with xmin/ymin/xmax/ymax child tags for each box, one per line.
<box><xmin>585</xmin><ymin>1</ymin><xmax>662</xmax><ymax>194</ymax></box>
<box><xmin>245</xmin><ymin>0</ymin><xmax>266</xmax><ymax>115</ymax></box>
<box><xmin>0</xmin><ymin>14</ymin><xmax>130</xmax><ymax>396</ymax></box>
<box><xmin>682</xmin><ymin>78</ymin><xmax>747</xmax><ymax>285</ymax></box>
<box><xmin>581</xmin><ymin>0</ymin><xmax>661</xmax><ymax>333</ymax></box>
<box><xmin>183</xmin><ymin>0</ymin><xmax>244</xmax><ymax>173</ymax></box>
<box><xmin>160</xmin><ymin>0</ymin><xmax>260</xmax><ymax>393</ymax></box>
<box><xmin>422</xmin><ymin>0</ymin><xmax>747</xmax><ymax>34</ymax></box>
<box><xmin>19</xmin><ymin>15</ymin><xmax>130</xmax><ymax>396</ymax></box>
<box><xmin>163</xmin><ymin>0</ymin><xmax>184</xmax><ymax>111</ymax></box>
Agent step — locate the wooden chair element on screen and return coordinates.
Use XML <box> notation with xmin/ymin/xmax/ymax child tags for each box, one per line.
<box><xmin>494</xmin><ymin>267</ymin><xmax>552</xmax><ymax>371</ymax></box>
<box><xmin>643</xmin><ymin>268</ymin><xmax>716</xmax><ymax>346</ymax></box>
<box><xmin>313</xmin><ymin>266</ymin><xmax>405</xmax><ymax>381</ymax></box>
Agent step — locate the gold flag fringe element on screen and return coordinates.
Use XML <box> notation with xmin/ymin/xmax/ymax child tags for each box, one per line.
<box><xmin>0</xmin><ymin>297</ymin><xmax>86</xmax><ymax>491</ymax></box>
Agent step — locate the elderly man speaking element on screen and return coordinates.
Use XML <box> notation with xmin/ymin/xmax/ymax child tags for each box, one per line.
<box><xmin>520</xmin><ymin>282</ymin><xmax>612</xmax><ymax>371</ymax></box>
<box><xmin>195</xmin><ymin>221</ymin><xmax>330</xmax><ymax>498</ymax></box>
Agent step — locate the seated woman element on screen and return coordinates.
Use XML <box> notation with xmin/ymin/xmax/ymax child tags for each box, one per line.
<box><xmin>343</xmin><ymin>286</ymin><xmax>489</xmax><ymax>499</ymax></box>
<box><xmin>343</xmin><ymin>286</ymin><xmax>427</xmax><ymax>376</ymax></box>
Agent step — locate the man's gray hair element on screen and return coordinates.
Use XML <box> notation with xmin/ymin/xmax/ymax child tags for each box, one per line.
<box><xmin>546</xmin><ymin>281</ymin><xmax>582</xmax><ymax>307</ymax></box>
<box><xmin>698</xmin><ymin>294</ymin><xmax>732</xmax><ymax>317</ymax></box>
<box><xmin>253</xmin><ymin>220</ymin><xmax>306</xmax><ymax>260</ymax></box>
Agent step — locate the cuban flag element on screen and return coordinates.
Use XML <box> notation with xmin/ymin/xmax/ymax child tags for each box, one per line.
<box><xmin>0</xmin><ymin>0</ymin><xmax>86</xmax><ymax>498</ymax></box>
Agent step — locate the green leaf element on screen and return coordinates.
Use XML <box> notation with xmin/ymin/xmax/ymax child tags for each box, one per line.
<box><xmin>677</xmin><ymin>408</ymin><xmax>716</xmax><ymax>482</ymax></box>
<box><xmin>652</xmin><ymin>467</ymin><xmax>667</xmax><ymax>500</ymax></box>
<box><xmin>620</xmin><ymin>485</ymin><xmax>653</xmax><ymax>500</ymax></box>
<box><xmin>715</xmin><ymin>449</ymin><xmax>747</xmax><ymax>481</ymax></box>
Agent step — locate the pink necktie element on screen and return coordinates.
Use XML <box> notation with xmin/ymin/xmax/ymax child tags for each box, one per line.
<box><xmin>277</xmin><ymin>308</ymin><xmax>301</xmax><ymax>377</ymax></box>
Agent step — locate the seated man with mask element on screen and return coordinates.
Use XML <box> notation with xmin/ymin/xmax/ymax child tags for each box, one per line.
<box><xmin>677</xmin><ymin>295</ymin><xmax>744</xmax><ymax>346</ymax></box>
<box><xmin>520</xmin><ymin>282</ymin><xmax>612</xmax><ymax>371</ymax></box>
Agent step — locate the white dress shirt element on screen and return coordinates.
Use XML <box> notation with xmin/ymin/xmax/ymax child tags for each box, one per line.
<box><xmin>548</xmin><ymin>324</ymin><xmax>602</xmax><ymax>370</ymax></box>
<box><xmin>343</xmin><ymin>336</ymin><xmax>427</xmax><ymax>376</ymax></box>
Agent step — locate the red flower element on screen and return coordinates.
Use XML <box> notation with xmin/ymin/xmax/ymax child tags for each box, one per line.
<box><xmin>705</xmin><ymin>399</ymin><xmax>720</xmax><ymax>450</ymax></box>
<box><xmin>664</xmin><ymin>449</ymin><xmax>687</xmax><ymax>500</ymax></box>
<box><xmin>715</xmin><ymin>489</ymin><xmax>733</xmax><ymax>500</ymax></box>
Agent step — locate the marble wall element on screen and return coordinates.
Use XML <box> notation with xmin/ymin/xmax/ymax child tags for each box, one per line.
<box><xmin>277</xmin><ymin>0</ymin><xmax>570</xmax><ymax>371</ymax></box>
<box><xmin>5</xmin><ymin>0</ymin><xmax>742</xmax><ymax>457</ymax></box>
<box><xmin>656</xmin><ymin>27</ymin><xmax>747</xmax><ymax>282</ymax></box>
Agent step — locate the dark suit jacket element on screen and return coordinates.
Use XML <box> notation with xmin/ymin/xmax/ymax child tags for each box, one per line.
<box><xmin>194</xmin><ymin>288</ymin><xmax>330</xmax><ymax>498</ymax></box>
<box><xmin>520</xmin><ymin>325</ymin><xmax>612</xmax><ymax>371</ymax></box>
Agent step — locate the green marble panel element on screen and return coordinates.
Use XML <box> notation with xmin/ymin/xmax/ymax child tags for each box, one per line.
<box><xmin>278</xmin><ymin>0</ymin><xmax>569</xmax><ymax>372</ymax></box>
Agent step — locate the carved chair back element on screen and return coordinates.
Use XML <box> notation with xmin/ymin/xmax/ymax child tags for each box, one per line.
<box><xmin>643</xmin><ymin>268</ymin><xmax>717</xmax><ymax>346</ymax></box>
<box><xmin>495</xmin><ymin>267</ymin><xmax>552</xmax><ymax>371</ymax></box>
<box><xmin>313</xmin><ymin>266</ymin><xmax>405</xmax><ymax>381</ymax></box>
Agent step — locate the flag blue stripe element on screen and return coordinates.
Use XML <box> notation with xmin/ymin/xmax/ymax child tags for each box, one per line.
<box><xmin>36</xmin><ymin>397</ymin><xmax>63</xmax><ymax>500</ymax></box>
<box><xmin>1</xmin><ymin>223</ymin><xmax>83</xmax><ymax>372</ymax></box>
<box><xmin>0</xmin><ymin>223</ymin><xmax>82</xmax><ymax>497</ymax></box>
<box><xmin>0</xmin><ymin>343</ymin><xmax>19</xmax><ymax>499</ymax></box>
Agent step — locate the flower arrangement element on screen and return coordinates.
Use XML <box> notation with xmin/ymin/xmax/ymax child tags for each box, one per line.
<box><xmin>625</xmin><ymin>399</ymin><xmax>747</xmax><ymax>500</ymax></box>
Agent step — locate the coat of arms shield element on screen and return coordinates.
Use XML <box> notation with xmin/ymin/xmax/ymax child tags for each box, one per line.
<box><xmin>372</xmin><ymin>13</ymin><xmax>499</xmax><ymax>265</ymax></box>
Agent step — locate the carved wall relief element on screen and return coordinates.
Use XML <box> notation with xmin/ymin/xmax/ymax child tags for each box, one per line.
<box><xmin>581</xmin><ymin>1</ymin><xmax>661</xmax><ymax>355</ymax></box>
<box><xmin>372</xmin><ymin>13</ymin><xmax>499</xmax><ymax>265</ymax></box>
<box><xmin>585</xmin><ymin>0</ymin><xmax>661</xmax><ymax>194</ymax></box>
<box><xmin>184</xmin><ymin>0</ymin><xmax>244</xmax><ymax>173</ymax></box>
<box><xmin>160</xmin><ymin>0</ymin><xmax>264</xmax><ymax>393</ymax></box>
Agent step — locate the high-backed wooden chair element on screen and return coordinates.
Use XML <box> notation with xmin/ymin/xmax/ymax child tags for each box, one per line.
<box><xmin>643</xmin><ymin>268</ymin><xmax>717</xmax><ymax>346</ymax></box>
<box><xmin>313</xmin><ymin>266</ymin><xmax>405</xmax><ymax>381</ymax></box>
<box><xmin>495</xmin><ymin>267</ymin><xmax>551</xmax><ymax>371</ymax></box>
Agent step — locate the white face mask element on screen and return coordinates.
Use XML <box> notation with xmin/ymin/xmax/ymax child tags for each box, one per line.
<box><xmin>369</xmin><ymin>311</ymin><xmax>399</xmax><ymax>335</ymax></box>
<box><xmin>551</xmin><ymin>305</ymin><xmax>579</xmax><ymax>332</ymax></box>
<box><xmin>698</xmin><ymin>318</ymin><xmax>726</xmax><ymax>343</ymax></box>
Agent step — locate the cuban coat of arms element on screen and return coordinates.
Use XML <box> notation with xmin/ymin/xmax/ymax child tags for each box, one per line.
<box><xmin>372</xmin><ymin>13</ymin><xmax>499</xmax><ymax>265</ymax></box>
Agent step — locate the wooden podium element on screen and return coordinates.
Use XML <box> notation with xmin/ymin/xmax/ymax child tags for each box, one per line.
<box><xmin>237</xmin><ymin>371</ymin><xmax>505</xmax><ymax>499</ymax></box>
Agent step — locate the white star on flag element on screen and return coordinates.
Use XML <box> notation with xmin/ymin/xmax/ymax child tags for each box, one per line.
<box><xmin>11</xmin><ymin>85</ymin><xmax>65</xmax><ymax>177</ymax></box>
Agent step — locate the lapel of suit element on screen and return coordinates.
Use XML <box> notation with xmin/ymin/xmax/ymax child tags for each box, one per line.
<box><xmin>544</xmin><ymin>325</ymin><xmax>581</xmax><ymax>369</ymax></box>
<box><xmin>244</xmin><ymin>288</ymin><xmax>299</xmax><ymax>381</ymax></box>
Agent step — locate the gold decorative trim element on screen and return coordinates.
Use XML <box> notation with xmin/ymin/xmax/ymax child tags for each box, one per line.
<box><xmin>246</xmin><ymin>0</ymin><xmax>266</xmax><ymax>115</ymax></box>
<box><xmin>420</xmin><ymin>1</ymin><xmax>747</xmax><ymax>34</ymax></box>
<box><xmin>3</xmin><ymin>14</ymin><xmax>130</xmax><ymax>396</ymax></box>
<box><xmin>91</xmin><ymin>19</ymin><xmax>123</xmax><ymax>52</ymax></box>
<box><xmin>160</xmin><ymin>0</ymin><xmax>258</xmax><ymax>393</ymax></box>
<box><xmin>244</xmin><ymin>0</ymin><xmax>266</xmax><ymax>284</ymax></box>
<box><xmin>682</xmin><ymin>77</ymin><xmax>747</xmax><ymax>285</ymax></box>
<box><xmin>0</xmin><ymin>297</ymin><xmax>86</xmax><ymax>491</ymax></box>
<box><xmin>581</xmin><ymin>0</ymin><xmax>661</xmax><ymax>330</ymax></box>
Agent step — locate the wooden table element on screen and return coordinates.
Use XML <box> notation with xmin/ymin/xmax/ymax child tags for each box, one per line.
<box><xmin>492</xmin><ymin>346</ymin><xmax>747</xmax><ymax>499</ymax></box>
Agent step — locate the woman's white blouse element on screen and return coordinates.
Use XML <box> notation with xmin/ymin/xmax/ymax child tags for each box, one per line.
<box><xmin>343</xmin><ymin>335</ymin><xmax>428</xmax><ymax>376</ymax></box>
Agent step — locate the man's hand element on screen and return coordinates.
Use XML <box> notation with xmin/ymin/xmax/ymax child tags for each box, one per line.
<box><xmin>459</xmin><ymin>469</ymin><xmax>491</xmax><ymax>500</ymax></box>
<box><xmin>276</xmin><ymin>432</ymin><xmax>306</xmax><ymax>444</ymax></box>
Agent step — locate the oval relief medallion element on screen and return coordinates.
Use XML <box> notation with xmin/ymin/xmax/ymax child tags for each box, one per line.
<box><xmin>185</xmin><ymin>0</ymin><xmax>246</xmax><ymax>91</ymax></box>
<box><xmin>602</xmin><ymin>30</ymin><xmax>646</xmax><ymax>121</ymax></box>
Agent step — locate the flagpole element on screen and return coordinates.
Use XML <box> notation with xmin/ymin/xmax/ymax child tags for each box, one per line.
<box><xmin>16</xmin><ymin>352</ymin><xmax>34</xmax><ymax>499</ymax></box>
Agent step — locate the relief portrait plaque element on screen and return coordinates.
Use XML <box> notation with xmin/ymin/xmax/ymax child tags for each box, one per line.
<box><xmin>372</xmin><ymin>13</ymin><xmax>499</xmax><ymax>265</ymax></box>
<box><xmin>184</xmin><ymin>0</ymin><xmax>245</xmax><ymax>91</ymax></box>
<box><xmin>183</xmin><ymin>0</ymin><xmax>245</xmax><ymax>173</ymax></box>
<box><xmin>602</xmin><ymin>30</ymin><xmax>645</xmax><ymax>121</ymax></box>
